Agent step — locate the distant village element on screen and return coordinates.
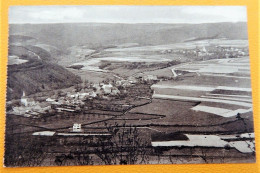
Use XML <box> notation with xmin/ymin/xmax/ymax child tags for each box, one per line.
<box><xmin>160</xmin><ymin>45</ymin><xmax>248</xmax><ymax>60</ymax></box>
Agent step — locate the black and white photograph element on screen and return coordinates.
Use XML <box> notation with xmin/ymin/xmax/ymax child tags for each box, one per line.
<box><xmin>5</xmin><ymin>5</ymin><xmax>255</xmax><ymax>167</ymax></box>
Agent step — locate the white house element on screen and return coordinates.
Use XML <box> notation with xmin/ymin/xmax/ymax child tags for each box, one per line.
<box><xmin>201</xmin><ymin>46</ymin><xmax>207</xmax><ymax>53</ymax></box>
<box><xmin>46</xmin><ymin>98</ymin><xmax>55</xmax><ymax>102</ymax></box>
<box><xmin>89</xmin><ymin>91</ymin><xmax>97</xmax><ymax>97</ymax></box>
<box><xmin>102</xmin><ymin>83</ymin><xmax>113</xmax><ymax>94</ymax></box>
<box><xmin>142</xmin><ymin>75</ymin><xmax>158</xmax><ymax>81</ymax></box>
<box><xmin>128</xmin><ymin>76</ymin><xmax>138</xmax><ymax>84</ymax></box>
<box><xmin>111</xmin><ymin>87</ymin><xmax>120</xmax><ymax>95</ymax></box>
<box><xmin>73</xmin><ymin>123</ymin><xmax>82</xmax><ymax>132</ymax></box>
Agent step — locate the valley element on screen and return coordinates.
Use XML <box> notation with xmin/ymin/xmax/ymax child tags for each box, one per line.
<box><xmin>5</xmin><ymin>22</ymin><xmax>255</xmax><ymax>166</ymax></box>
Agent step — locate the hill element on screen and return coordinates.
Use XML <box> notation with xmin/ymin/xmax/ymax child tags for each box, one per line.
<box><xmin>9</xmin><ymin>22</ymin><xmax>248</xmax><ymax>51</ymax></box>
<box><xmin>7</xmin><ymin>45</ymin><xmax>81</xmax><ymax>100</ymax></box>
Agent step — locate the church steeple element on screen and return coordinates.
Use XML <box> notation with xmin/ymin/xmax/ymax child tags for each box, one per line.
<box><xmin>22</xmin><ymin>91</ymin><xmax>26</xmax><ymax>97</ymax></box>
<box><xmin>21</xmin><ymin>91</ymin><xmax>28</xmax><ymax>106</ymax></box>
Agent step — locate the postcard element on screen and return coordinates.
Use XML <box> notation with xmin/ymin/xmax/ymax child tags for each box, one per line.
<box><xmin>4</xmin><ymin>5</ymin><xmax>255</xmax><ymax>167</ymax></box>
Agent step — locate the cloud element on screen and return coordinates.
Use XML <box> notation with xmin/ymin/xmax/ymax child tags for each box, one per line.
<box><xmin>9</xmin><ymin>6</ymin><xmax>247</xmax><ymax>24</ymax></box>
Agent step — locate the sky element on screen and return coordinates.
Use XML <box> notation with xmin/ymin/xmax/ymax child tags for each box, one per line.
<box><xmin>9</xmin><ymin>6</ymin><xmax>247</xmax><ymax>24</ymax></box>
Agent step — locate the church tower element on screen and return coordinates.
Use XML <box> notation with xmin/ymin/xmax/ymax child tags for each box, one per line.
<box><xmin>21</xmin><ymin>91</ymin><xmax>28</xmax><ymax>107</ymax></box>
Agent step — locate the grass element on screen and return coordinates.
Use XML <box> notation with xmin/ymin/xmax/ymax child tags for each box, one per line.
<box><xmin>153</xmin><ymin>87</ymin><xmax>207</xmax><ymax>97</ymax></box>
<box><xmin>129</xmin><ymin>99</ymin><xmax>239</xmax><ymax>126</ymax></box>
<box><xmin>158</xmin><ymin>75</ymin><xmax>252</xmax><ymax>88</ymax></box>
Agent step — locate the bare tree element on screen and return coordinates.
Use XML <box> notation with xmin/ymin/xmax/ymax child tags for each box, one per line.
<box><xmin>5</xmin><ymin>135</ymin><xmax>47</xmax><ymax>167</ymax></box>
<box><xmin>94</xmin><ymin>122</ymin><xmax>151</xmax><ymax>165</ymax></box>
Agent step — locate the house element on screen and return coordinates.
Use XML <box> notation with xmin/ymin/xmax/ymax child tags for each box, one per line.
<box><xmin>92</xmin><ymin>83</ymin><xmax>100</xmax><ymax>89</ymax></box>
<box><xmin>56</xmin><ymin>107</ymin><xmax>75</xmax><ymax>113</ymax></box>
<box><xmin>201</xmin><ymin>46</ymin><xmax>207</xmax><ymax>53</ymax></box>
<box><xmin>89</xmin><ymin>91</ymin><xmax>97</xmax><ymax>97</ymax></box>
<box><xmin>46</xmin><ymin>98</ymin><xmax>55</xmax><ymax>102</ymax></box>
<box><xmin>116</xmin><ymin>80</ymin><xmax>123</xmax><ymax>86</ymax></box>
<box><xmin>116</xmin><ymin>80</ymin><xmax>132</xmax><ymax>87</ymax></box>
<box><xmin>12</xmin><ymin>106</ymin><xmax>27</xmax><ymax>115</ymax></box>
<box><xmin>73</xmin><ymin>123</ymin><xmax>82</xmax><ymax>132</ymax></box>
<box><xmin>142</xmin><ymin>75</ymin><xmax>158</xmax><ymax>82</ymax></box>
<box><xmin>128</xmin><ymin>76</ymin><xmax>138</xmax><ymax>84</ymax></box>
<box><xmin>102</xmin><ymin>83</ymin><xmax>113</xmax><ymax>94</ymax></box>
<box><xmin>111</xmin><ymin>87</ymin><xmax>120</xmax><ymax>95</ymax></box>
<box><xmin>78</xmin><ymin>92</ymin><xmax>89</xmax><ymax>99</ymax></box>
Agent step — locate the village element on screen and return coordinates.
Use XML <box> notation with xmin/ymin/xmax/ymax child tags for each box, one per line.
<box><xmin>6</xmin><ymin>73</ymin><xmax>159</xmax><ymax>118</ymax></box>
<box><xmin>160</xmin><ymin>44</ymin><xmax>249</xmax><ymax>60</ymax></box>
